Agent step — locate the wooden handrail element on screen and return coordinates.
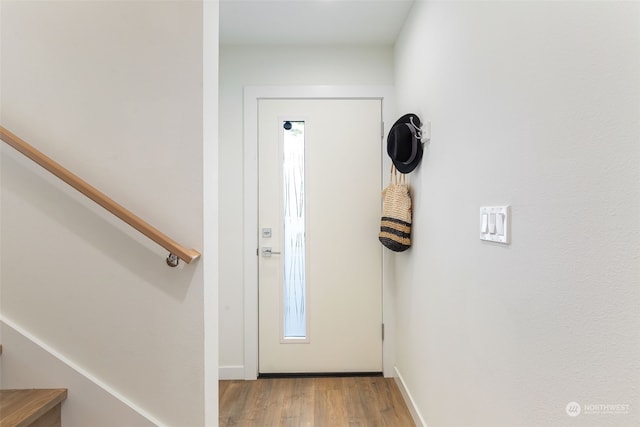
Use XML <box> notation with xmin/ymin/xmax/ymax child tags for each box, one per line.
<box><xmin>0</xmin><ymin>126</ymin><xmax>201</xmax><ymax>266</ymax></box>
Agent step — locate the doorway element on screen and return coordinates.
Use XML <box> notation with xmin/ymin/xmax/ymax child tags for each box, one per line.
<box><xmin>243</xmin><ymin>86</ymin><xmax>396</xmax><ymax>379</ymax></box>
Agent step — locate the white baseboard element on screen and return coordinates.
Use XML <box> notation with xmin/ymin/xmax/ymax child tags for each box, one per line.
<box><xmin>394</xmin><ymin>366</ymin><xmax>428</xmax><ymax>427</ymax></box>
<box><xmin>219</xmin><ymin>365</ymin><xmax>245</xmax><ymax>380</ymax></box>
<box><xmin>1</xmin><ymin>316</ymin><xmax>160</xmax><ymax>427</ymax></box>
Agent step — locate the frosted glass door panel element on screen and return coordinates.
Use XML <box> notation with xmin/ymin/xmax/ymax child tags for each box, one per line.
<box><xmin>282</xmin><ymin>121</ymin><xmax>306</xmax><ymax>339</ymax></box>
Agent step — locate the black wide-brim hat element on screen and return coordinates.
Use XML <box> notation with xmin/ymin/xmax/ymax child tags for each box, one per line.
<box><xmin>387</xmin><ymin>113</ymin><xmax>423</xmax><ymax>174</ymax></box>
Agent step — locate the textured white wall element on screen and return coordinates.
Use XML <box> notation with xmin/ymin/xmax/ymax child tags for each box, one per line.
<box><xmin>218</xmin><ymin>46</ymin><xmax>394</xmax><ymax>374</ymax></box>
<box><xmin>1</xmin><ymin>1</ymin><xmax>215</xmax><ymax>426</ymax></box>
<box><xmin>394</xmin><ymin>1</ymin><xmax>640</xmax><ymax>426</ymax></box>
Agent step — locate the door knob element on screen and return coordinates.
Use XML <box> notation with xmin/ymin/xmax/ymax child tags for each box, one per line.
<box><xmin>262</xmin><ymin>247</ymin><xmax>281</xmax><ymax>257</ymax></box>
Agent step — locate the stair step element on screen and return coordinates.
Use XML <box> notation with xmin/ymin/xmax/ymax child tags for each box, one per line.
<box><xmin>0</xmin><ymin>389</ymin><xmax>67</xmax><ymax>427</ymax></box>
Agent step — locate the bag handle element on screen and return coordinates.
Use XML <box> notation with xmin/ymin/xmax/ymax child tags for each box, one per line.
<box><xmin>389</xmin><ymin>164</ymin><xmax>407</xmax><ymax>185</ymax></box>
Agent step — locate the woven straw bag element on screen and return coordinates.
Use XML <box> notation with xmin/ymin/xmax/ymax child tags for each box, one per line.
<box><xmin>379</xmin><ymin>165</ymin><xmax>412</xmax><ymax>252</ymax></box>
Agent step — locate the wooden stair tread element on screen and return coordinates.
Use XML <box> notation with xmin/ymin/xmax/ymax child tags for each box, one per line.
<box><xmin>0</xmin><ymin>389</ymin><xmax>67</xmax><ymax>427</ymax></box>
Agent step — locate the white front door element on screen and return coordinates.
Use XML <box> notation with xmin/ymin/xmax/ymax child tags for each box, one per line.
<box><xmin>258</xmin><ymin>98</ymin><xmax>383</xmax><ymax>374</ymax></box>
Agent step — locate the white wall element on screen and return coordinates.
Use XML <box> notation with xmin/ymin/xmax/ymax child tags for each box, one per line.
<box><xmin>219</xmin><ymin>45</ymin><xmax>394</xmax><ymax>375</ymax></box>
<box><xmin>1</xmin><ymin>321</ymin><xmax>155</xmax><ymax>427</ymax></box>
<box><xmin>0</xmin><ymin>1</ymin><xmax>218</xmax><ymax>426</ymax></box>
<box><xmin>393</xmin><ymin>1</ymin><xmax>640</xmax><ymax>426</ymax></box>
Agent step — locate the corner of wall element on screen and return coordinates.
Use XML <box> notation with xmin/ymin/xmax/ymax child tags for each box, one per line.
<box><xmin>394</xmin><ymin>366</ymin><xmax>427</xmax><ymax>427</ymax></box>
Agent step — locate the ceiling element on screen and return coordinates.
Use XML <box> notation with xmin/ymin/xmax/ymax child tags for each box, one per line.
<box><xmin>219</xmin><ymin>0</ymin><xmax>415</xmax><ymax>46</ymax></box>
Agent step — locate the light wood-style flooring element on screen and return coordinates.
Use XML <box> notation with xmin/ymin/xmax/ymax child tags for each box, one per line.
<box><xmin>219</xmin><ymin>377</ymin><xmax>415</xmax><ymax>426</ymax></box>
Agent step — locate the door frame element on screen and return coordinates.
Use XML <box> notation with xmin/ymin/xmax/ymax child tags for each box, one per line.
<box><xmin>243</xmin><ymin>86</ymin><xmax>396</xmax><ymax>379</ymax></box>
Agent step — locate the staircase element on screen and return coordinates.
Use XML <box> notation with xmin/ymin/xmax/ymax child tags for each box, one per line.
<box><xmin>0</xmin><ymin>346</ymin><xmax>68</xmax><ymax>427</ymax></box>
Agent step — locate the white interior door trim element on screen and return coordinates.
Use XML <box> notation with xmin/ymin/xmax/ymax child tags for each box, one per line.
<box><xmin>243</xmin><ymin>86</ymin><xmax>396</xmax><ymax>379</ymax></box>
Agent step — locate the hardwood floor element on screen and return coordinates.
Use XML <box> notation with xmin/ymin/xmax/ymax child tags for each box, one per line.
<box><xmin>219</xmin><ymin>376</ymin><xmax>415</xmax><ymax>426</ymax></box>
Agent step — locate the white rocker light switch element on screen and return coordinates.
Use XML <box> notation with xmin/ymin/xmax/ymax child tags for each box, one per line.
<box><xmin>480</xmin><ymin>206</ymin><xmax>510</xmax><ymax>244</ymax></box>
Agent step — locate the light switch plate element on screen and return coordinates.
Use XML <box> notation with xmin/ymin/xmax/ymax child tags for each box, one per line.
<box><xmin>480</xmin><ymin>206</ymin><xmax>510</xmax><ymax>244</ymax></box>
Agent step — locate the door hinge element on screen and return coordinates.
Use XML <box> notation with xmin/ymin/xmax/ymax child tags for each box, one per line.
<box><xmin>381</xmin><ymin>121</ymin><xmax>385</xmax><ymax>139</ymax></box>
<box><xmin>382</xmin><ymin>323</ymin><xmax>385</xmax><ymax>341</ymax></box>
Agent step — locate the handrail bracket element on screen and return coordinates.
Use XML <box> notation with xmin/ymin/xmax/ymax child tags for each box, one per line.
<box><xmin>166</xmin><ymin>253</ymin><xmax>180</xmax><ymax>268</ymax></box>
